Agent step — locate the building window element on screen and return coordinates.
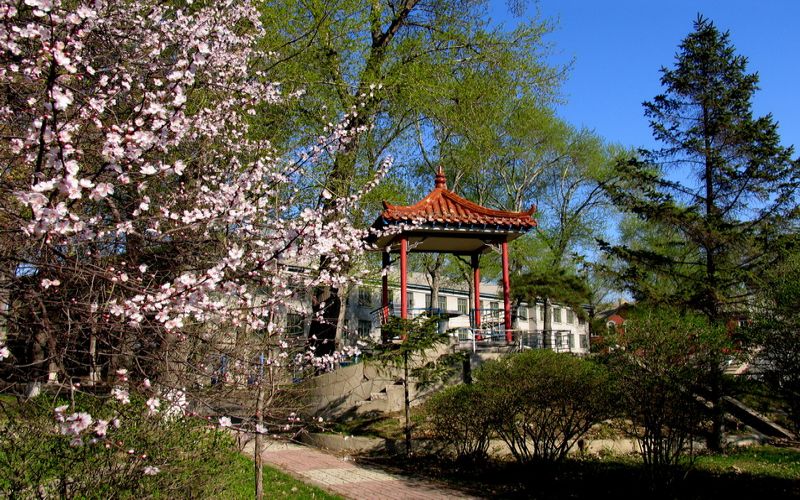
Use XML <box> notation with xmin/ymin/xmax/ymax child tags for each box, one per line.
<box><xmin>438</xmin><ymin>295</ymin><xmax>447</xmax><ymax>312</ymax></box>
<box><xmin>358</xmin><ymin>287</ymin><xmax>373</xmax><ymax>307</ymax></box>
<box><xmin>357</xmin><ymin>320</ymin><xmax>371</xmax><ymax>337</ymax></box>
<box><xmin>566</xmin><ymin>309</ymin><xmax>575</xmax><ymax>324</ymax></box>
<box><xmin>553</xmin><ymin>307</ymin><xmax>562</xmax><ymax>323</ymax></box>
<box><xmin>457</xmin><ymin>298</ymin><xmax>468</xmax><ymax>315</ymax></box>
<box><xmin>407</xmin><ymin>292</ymin><xmax>414</xmax><ymax>309</ymax></box>
<box><xmin>528</xmin><ymin>307</ymin><xmax>536</xmax><ymax>322</ymax></box>
<box><xmin>568</xmin><ymin>333</ymin><xmax>574</xmax><ymax>349</ymax></box>
<box><xmin>425</xmin><ymin>293</ymin><xmax>432</xmax><ymax>310</ymax></box>
<box><xmin>539</xmin><ymin>306</ymin><xmax>544</xmax><ymax>321</ymax></box>
<box><xmin>519</xmin><ymin>305</ymin><xmax>528</xmax><ymax>320</ymax></box>
<box><xmin>286</xmin><ymin>313</ymin><xmax>304</xmax><ymax>336</ymax></box>
<box><xmin>490</xmin><ymin>301</ymin><xmax>499</xmax><ymax>311</ymax></box>
<box><xmin>580</xmin><ymin>334</ymin><xmax>588</xmax><ymax>349</ymax></box>
<box><xmin>578</xmin><ymin>315</ymin><xmax>586</xmax><ymax>325</ymax></box>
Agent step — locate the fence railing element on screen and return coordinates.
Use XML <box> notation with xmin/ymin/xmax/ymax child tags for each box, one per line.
<box><xmin>451</xmin><ymin>328</ymin><xmax>575</xmax><ymax>353</ymax></box>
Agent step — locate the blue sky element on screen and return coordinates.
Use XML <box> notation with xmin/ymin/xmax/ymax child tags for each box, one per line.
<box><xmin>490</xmin><ymin>0</ymin><xmax>800</xmax><ymax>152</ymax></box>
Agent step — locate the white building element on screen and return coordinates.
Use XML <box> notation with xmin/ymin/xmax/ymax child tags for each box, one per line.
<box><xmin>341</xmin><ymin>272</ymin><xmax>590</xmax><ymax>355</ymax></box>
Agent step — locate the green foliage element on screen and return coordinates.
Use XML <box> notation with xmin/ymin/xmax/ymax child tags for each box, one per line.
<box><xmin>475</xmin><ymin>350</ymin><xmax>611</xmax><ymax>463</ymax></box>
<box><xmin>600</xmin><ymin>15</ymin><xmax>798</xmax><ymax>453</ymax></box>
<box><xmin>0</xmin><ymin>393</ymin><xmax>236</xmax><ymax>498</ymax></box>
<box><xmin>367</xmin><ymin>315</ymin><xmax>452</xmax><ymax>455</ymax></box>
<box><xmin>601</xmin><ymin>307</ymin><xmax>730</xmax><ymax>470</ymax></box>
<box><xmin>255</xmin><ymin>0</ymin><xmax>562</xmax><ymax>214</ymax></box>
<box><xmin>423</xmin><ymin>384</ymin><xmax>493</xmax><ymax>462</ymax></box>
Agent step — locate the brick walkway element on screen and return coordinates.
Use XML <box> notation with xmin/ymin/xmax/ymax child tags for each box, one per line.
<box><xmin>241</xmin><ymin>439</ymin><xmax>477</xmax><ymax>499</ymax></box>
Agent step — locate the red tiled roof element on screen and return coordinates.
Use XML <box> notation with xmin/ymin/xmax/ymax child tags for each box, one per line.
<box><xmin>379</xmin><ymin>167</ymin><xmax>537</xmax><ymax>229</ymax></box>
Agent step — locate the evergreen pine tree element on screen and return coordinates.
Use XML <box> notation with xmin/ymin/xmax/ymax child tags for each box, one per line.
<box><xmin>601</xmin><ymin>15</ymin><xmax>798</xmax><ymax>450</ymax></box>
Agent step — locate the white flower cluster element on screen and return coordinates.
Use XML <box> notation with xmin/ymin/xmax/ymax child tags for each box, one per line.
<box><xmin>54</xmin><ymin>405</ymin><xmax>120</xmax><ymax>447</ymax></box>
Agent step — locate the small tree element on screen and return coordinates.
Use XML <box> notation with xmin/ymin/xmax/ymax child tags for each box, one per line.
<box><xmin>476</xmin><ymin>350</ymin><xmax>611</xmax><ymax>463</ymax></box>
<box><xmin>512</xmin><ymin>269</ymin><xmax>591</xmax><ymax>346</ymax></box>
<box><xmin>602</xmin><ymin>308</ymin><xmax>729</xmax><ymax>471</ymax></box>
<box><xmin>368</xmin><ymin>315</ymin><xmax>450</xmax><ymax>455</ymax></box>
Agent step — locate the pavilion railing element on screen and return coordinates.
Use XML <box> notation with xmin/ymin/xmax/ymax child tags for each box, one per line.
<box><xmin>451</xmin><ymin>328</ymin><xmax>575</xmax><ymax>353</ymax></box>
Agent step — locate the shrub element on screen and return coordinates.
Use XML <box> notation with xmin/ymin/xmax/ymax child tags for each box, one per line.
<box><xmin>745</xmin><ymin>252</ymin><xmax>800</xmax><ymax>433</ymax></box>
<box><xmin>0</xmin><ymin>393</ymin><xmax>238</xmax><ymax>498</ymax></box>
<box><xmin>601</xmin><ymin>307</ymin><xmax>729</xmax><ymax>470</ymax></box>
<box><xmin>423</xmin><ymin>384</ymin><xmax>493</xmax><ymax>462</ymax></box>
<box><xmin>476</xmin><ymin>350</ymin><xmax>611</xmax><ymax>463</ymax></box>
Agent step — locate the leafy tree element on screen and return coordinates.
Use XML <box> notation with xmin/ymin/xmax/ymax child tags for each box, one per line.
<box><xmin>601</xmin><ymin>16</ymin><xmax>798</xmax><ymax>450</ymax></box>
<box><xmin>256</xmin><ymin>0</ymin><xmax>563</xmax><ymax>349</ymax></box>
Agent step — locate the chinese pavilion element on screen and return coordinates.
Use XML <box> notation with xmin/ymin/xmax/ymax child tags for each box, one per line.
<box><xmin>370</xmin><ymin>167</ymin><xmax>537</xmax><ymax>343</ymax></box>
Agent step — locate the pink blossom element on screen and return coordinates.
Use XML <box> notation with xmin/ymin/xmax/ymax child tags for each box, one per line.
<box><xmin>143</xmin><ymin>466</ymin><xmax>160</xmax><ymax>476</ymax></box>
<box><xmin>41</xmin><ymin>279</ymin><xmax>61</xmax><ymax>289</ymax></box>
<box><xmin>90</xmin><ymin>183</ymin><xmax>114</xmax><ymax>201</ymax></box>
<box><xmin>146</xmin><ymin>397</ymin><xmax>160</xmax><ymax>415</ymax></box>
<box><xmin>111</xmin><ymin>387</ymin><xmax>130</xmax><ymax>404</ymax></box>
<box><xmin>218</xmin><ymin>416</ymin><xmax>232</xmax><ymax>428</ymax></box>
<box><xmin>60</xmin><ymin>412</ymin><xmax>93</xmax><ymax>436</ymax></box>
<box><xmin>2</xmin><ymin>0</ymin><xmax>393</xmax><ymax>434</ymax></box>
<box><xmin>54</xmin><ymin>405</ymin><xmax>69</xmax><ymax>422</ymax></box>
<box><xmin>94</xmin><ymin>419</ymin><xmax>109</xmax><ymax>437</ymax></box>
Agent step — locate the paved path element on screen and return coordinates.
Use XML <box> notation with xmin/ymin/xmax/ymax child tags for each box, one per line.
<box><xmin>241</xmin><ymin>439</ymin><xmax>478</xmax><ymax>499</ymax></box>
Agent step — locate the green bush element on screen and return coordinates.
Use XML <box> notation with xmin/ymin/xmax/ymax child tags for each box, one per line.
<box><xmin>476</xmin><ymin>350</ymin><xmax>611</xmax><ymax>463</ymax></box>
<box><xmin>601</xmin><ymin>307</ymin><xmax>729</xmax><ymax>470</ymax></box>
<box><xmin>0</xmin><ymin>393</ymin><xmax>238</xmax><ymax>498</ymax></box>
<box><xmin>423</xmin><ymin>384</ymin><xmax>493</xmax><ymax>462</ymax></box>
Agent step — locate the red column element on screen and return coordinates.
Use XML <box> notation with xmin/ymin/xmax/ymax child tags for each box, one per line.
<box><xmin>471</xmin><ymin>254</ymin><xmax>481</xmax><ymax>329</ymax></box>
<box><xmin>381</xmin><ymin>251</ymin><xmax>390</xmax><ymax>322</ymax></box>
<box><xmin>502</xmin><ymin>241</ymin><xmax>512</xmax><ymax>343</ymax></box>
<box><xmin>400</xmin><ymin>237</ymin><xmax>408</xmax><ymax>319</ymax></box>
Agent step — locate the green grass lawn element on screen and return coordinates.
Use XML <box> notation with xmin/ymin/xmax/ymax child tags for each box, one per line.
<box><xmin>219</xmin><ymin>453</ymin><xmax>341</xmax><ymax>500</ymax></box>
<box><xmin>694</xmin><ymin>446</ymin><xmax>800</xmax><ymax>480</ymax></box>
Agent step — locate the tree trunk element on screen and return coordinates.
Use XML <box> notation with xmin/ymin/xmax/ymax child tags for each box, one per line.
<box><xmin>707</xmin><ymin>367</ymin><xmax>724</xmax><ymax>452</ymax></box>
<box><xmin>334</xmin><ymin>285</ymin><xmax>350</xmax><ymax>350</ymax></box>
<box><xmin>254</xmin><ymin>380</ymin><xmax>265</xmax><ymax>500</ymax></box>
<box><xmin>543</xmin><ymin>297</ymin><xmax>552</xmax><ymax>349</ymax></box>
<box><xmin>403</xmin><ymin>350</ymin><xmax>411</xmax><ymax>456</ymax></box>
<box><xmin>426</xmin><ymin>254</ymin><xmax>444</xmax><ymax>314</ymax></box>
<box><xmin>308</xmin><ymin>284</ymin><xmax>340</xmax><ymax>358</ymax></box>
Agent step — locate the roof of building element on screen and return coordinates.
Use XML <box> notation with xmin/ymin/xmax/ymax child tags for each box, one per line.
<box><xmin>379</xmin><ymin>167</ymin><xmax>537</xmax><ymax>229</ymax></box>
<box><xmin>369</xmin><ymin>167</ymin><xmax>537</xmax><ymax>253</ymax></box>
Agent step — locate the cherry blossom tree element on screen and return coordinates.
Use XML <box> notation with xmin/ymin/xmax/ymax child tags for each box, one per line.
<box><xmin>0</xmin><ymin>0</ymin><xmax>387</xmax><ymax>489</ymax></box>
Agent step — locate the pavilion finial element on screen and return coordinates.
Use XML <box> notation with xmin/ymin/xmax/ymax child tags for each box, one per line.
<box><xmin>434</xmin><ymin>166</ymin><xmax>447</xmax><ymax>189</ymax></box>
